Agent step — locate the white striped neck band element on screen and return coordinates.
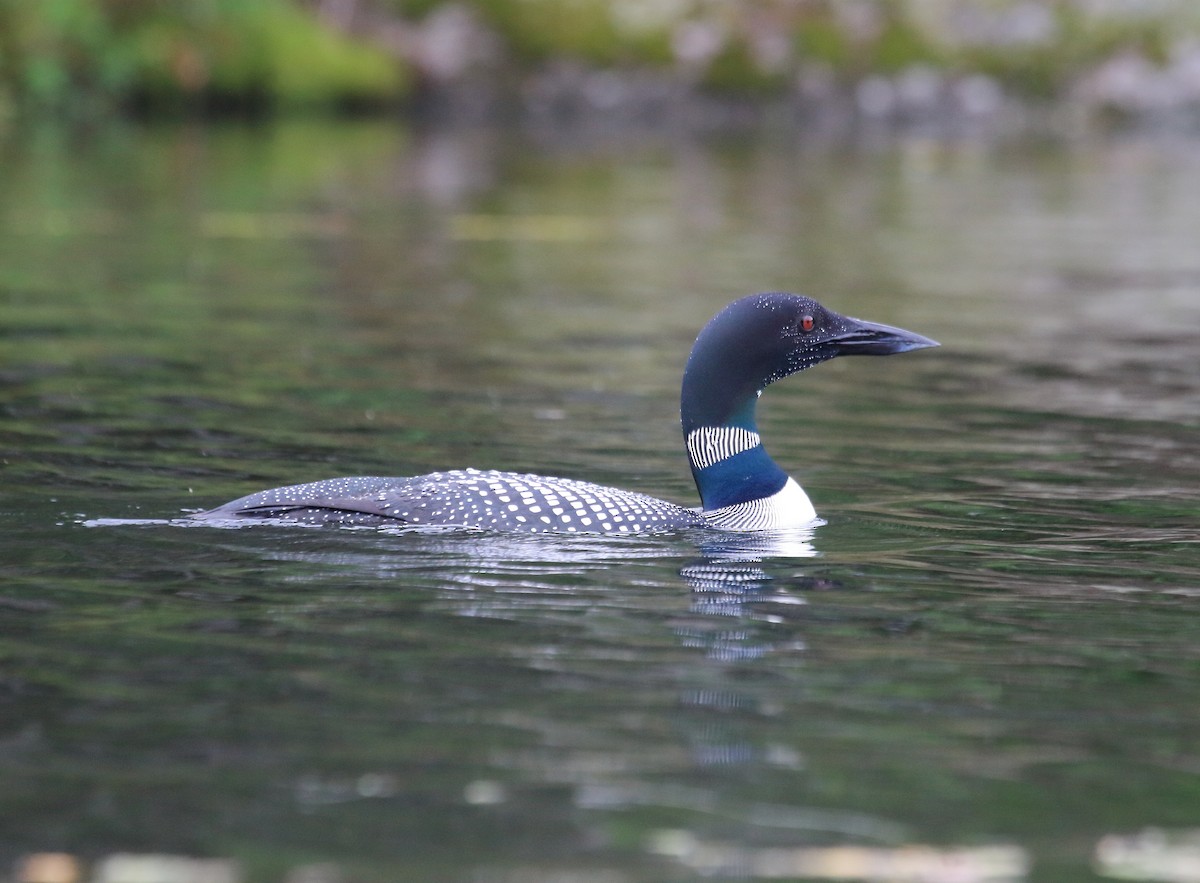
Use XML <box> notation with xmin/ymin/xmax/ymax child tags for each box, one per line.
<box><xmin>686</xmin><ymin>426</ymin><xmax>762</xmax><ymax>470</ymax></box>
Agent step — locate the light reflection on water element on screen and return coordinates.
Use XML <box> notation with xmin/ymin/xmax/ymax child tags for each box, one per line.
<box><xmin>2</xmin><ymin>120</ymin><xmax>1199</xmax><ymax>881</ymax></box>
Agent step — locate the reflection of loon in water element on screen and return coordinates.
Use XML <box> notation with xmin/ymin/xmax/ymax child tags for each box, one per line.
<box><xmin>677</xmin><ymin>530</ymin><xmax>830</xmax><ymax>661</ymax></box>
<box><xmin>196</xmin><ymin>292</ymin><xmax>937</xmax><ymax>533</ymax></box>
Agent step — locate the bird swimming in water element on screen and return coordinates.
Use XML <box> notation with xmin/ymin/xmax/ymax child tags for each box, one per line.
<box><xmin>196</xmin><ymin>293</ymin><xmax>937</xmax><ymax>533</ymax></box>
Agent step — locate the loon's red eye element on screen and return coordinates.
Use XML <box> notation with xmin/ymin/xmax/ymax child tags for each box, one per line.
<box><xmin>800</xmin><ymin>315</ymin><xmax>815</xmax><ymax>332</ymax></box>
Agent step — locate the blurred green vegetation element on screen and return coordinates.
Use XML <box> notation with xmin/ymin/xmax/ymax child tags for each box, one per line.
<box><xmin>475</xmin><ymin>0</ymin><xmax>673</xmax><ymax>68</ymax></box>
<box><xmin>959</xmin><ymin>4</ymin><xmax>1173</xmax><ymax>99</ymax></box>
<box><xmin>0</xmin><ymin>0</ymin><xmax>406</xmax><ymax>115</ymax></box>
<box><xmin>0</xmin><ymin>0</ymin><xmax>1196</xmax><ymax>116</ymax></box>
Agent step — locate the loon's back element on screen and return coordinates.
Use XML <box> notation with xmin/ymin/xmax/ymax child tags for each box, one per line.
<box><xmin>194</xmin><ymin>293</ymin><xmax>937</xmax><ymax>534</ymax></box>
<box><xmin>199</xmin><ymin>468</ymin><xmax>705</xmax><ymax>532</ymax></box>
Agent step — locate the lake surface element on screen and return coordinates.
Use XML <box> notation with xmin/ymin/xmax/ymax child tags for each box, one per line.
<box><xmin>1</xmin><ymin>120</ymin><xmax>1198</xmax><ymax>882</ymax></box>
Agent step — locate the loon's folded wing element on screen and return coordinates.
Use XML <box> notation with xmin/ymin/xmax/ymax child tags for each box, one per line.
<box><xmin>197</xmin><ymin>476</ymin><xmax>410</xmax><ymax>525</ymax></box>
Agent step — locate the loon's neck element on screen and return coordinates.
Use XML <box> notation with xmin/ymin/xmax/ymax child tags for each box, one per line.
<box><xmin>681</xmin><ymin>372</ymin><xmax>814</xmax><ymax>526</ymax></box>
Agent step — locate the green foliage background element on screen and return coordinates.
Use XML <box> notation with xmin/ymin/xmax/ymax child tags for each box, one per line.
<box><xmin>0</xmin><ymin>0</ymin><xmax>406</xmax><ymax>114</ymax></box>
<box><xmin>0</xmin><ymin>0</ymin><xmax>1196</xmax><ymax>116</ymax></box>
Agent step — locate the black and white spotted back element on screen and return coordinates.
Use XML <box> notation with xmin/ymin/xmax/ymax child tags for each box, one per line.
<box><xmin>198</xmin><ymin>468</ymin><xmax>705</xmax><ymax>534</ymax></box>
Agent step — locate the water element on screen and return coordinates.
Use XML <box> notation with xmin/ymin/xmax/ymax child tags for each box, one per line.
<box><xmin>1</xmin><ymin>121</ymin><xmax>1199</xmax><ymax>882</ymax></box>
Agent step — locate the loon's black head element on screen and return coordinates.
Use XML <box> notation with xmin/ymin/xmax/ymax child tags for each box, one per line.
<box><xmin>681</xmin><ymin>292</ymin><xmax>938</xmax><ymax>432</ymax></box>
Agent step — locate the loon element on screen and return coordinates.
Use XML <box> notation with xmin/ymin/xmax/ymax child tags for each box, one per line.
<box><xmin>196</xmin><ymin>293</ymin><xmax>936</xmax><ymax>533</ymax></box>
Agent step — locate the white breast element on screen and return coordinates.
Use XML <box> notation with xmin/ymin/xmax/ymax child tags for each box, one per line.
<box><xmin>700</xmin><ymin>477</ymin><xmax>817</xmax><ymax>531</ymax></box>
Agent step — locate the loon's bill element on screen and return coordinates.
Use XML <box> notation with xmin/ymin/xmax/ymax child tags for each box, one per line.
<box><xmin>196</xmin><ymin>292</ymin><xmax>937</xmax><ymax>534</ymax></box>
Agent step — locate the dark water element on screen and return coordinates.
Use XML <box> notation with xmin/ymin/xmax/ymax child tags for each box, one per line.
<box><xmin>2</xmin><ymin>121</ymin><xmax>1199</xmax><ymax>882</ymax></box>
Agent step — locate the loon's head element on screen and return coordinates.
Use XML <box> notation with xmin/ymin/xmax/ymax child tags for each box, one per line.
<box><xmin>681</xmin><ymin>292</ymin><xmax>937</xmax><ymax>431</ymax></box>
<box><xmin>680</xmin><ymin>292</ymin><xmax>938</xmax><ymax>519</ymax></box>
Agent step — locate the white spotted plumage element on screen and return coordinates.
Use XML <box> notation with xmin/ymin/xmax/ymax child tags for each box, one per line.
<box><xmin>201</xmin><ymin>467</ymin><xmax>706</xmax><ymax>534</ymax></box>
